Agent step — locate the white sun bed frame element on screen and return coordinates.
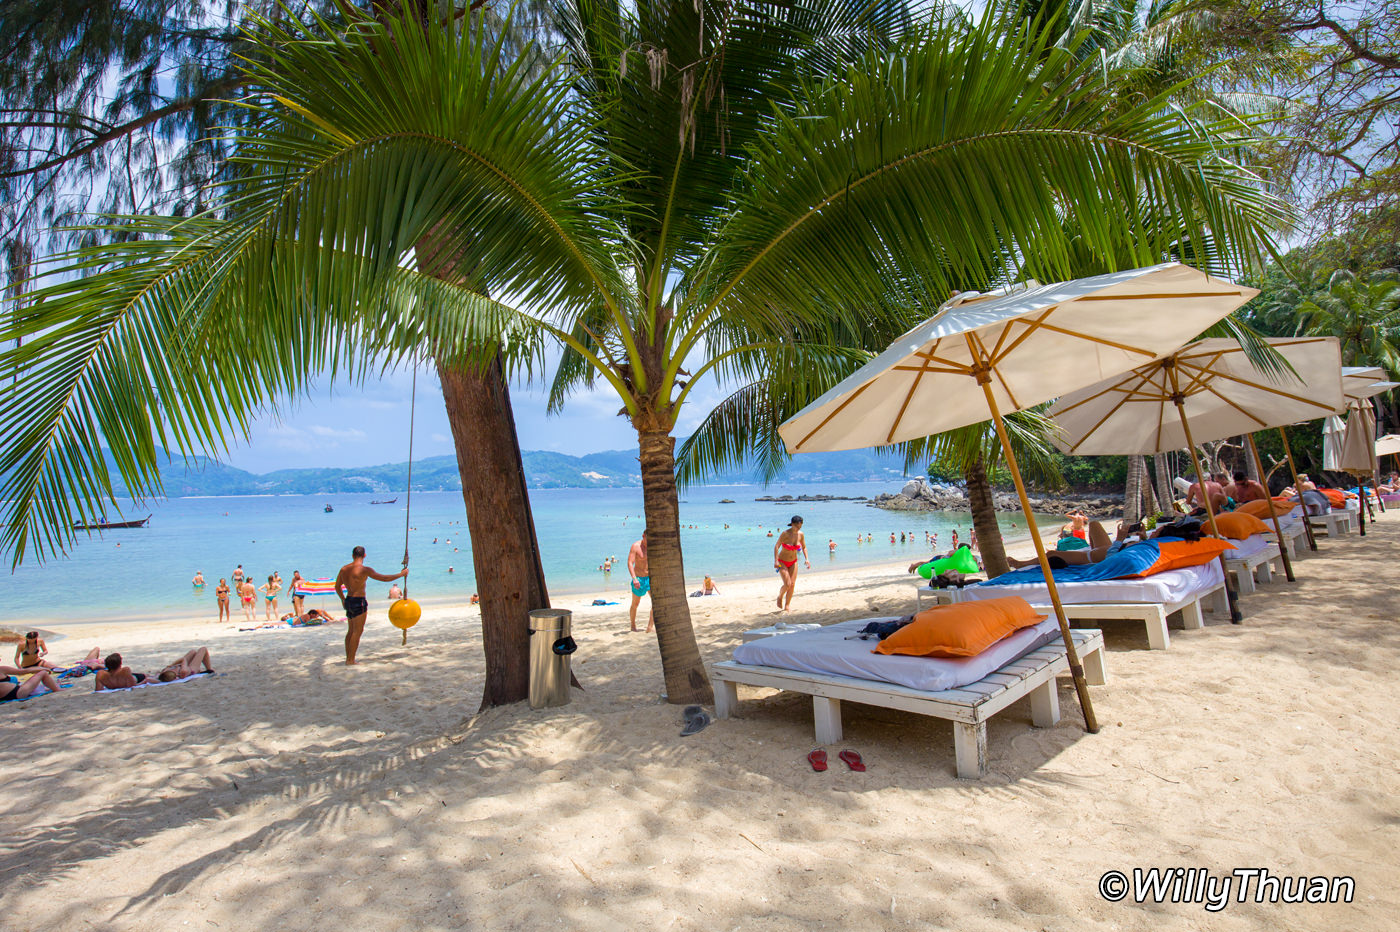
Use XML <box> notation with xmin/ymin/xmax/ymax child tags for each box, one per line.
<box><xmin>1224</xmin><ymin>540</ymin><xmax>1286</xmax><ymax>595</ymax></box>
<box><xmin>712</xmin><ymin>629</ymin><xmax>1107</xmax><ymax>779</ymax></box>
<box><xmin>1276</xmin><ymin>519</ymin><xmax>1310</xmax><ymax>559</ymax></box>
<box><xmin>1307</xmin><ymin>509</ymin><xmax>1353</xmax><ymax>537</ymax></box>
<box><xmin>917</xmin><ymin>580</ymin><xmax>1228</xmax><ymax>651</ymax></box>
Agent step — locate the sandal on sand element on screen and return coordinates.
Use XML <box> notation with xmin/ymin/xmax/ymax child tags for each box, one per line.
<box><xmin>680</xmin><ymin>705</ymin><xmax>712</xmax><ymax>737</ymax></box>
<box><xmin>807</xmin><ymin>749</ymin><xmax>828</xmax><ymax>772</ymax></box>
<box><xmin>838</xmin><ymin>750</ymin><xmax>866</xmax><ymax>772</ymax></box>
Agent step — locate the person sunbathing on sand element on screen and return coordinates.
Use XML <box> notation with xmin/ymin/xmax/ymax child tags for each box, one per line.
<box><xmin>15</xmin><ymin>631</ymin><xmax>53</xmax><ymax>669</ymax></box>
<box><xmin>157</xmin><ymin>647</ymin><xmax>215</xmax><ymax>682</ymax></box>
<box><xmin>95</xmin><ymin>653</ymin><xmax>148</xmax><ymax>691</ymax></box>
<box><xmin>0</xmin><ymin>666</ymin><xmax>62</xmax><ymax>703</ymax></box>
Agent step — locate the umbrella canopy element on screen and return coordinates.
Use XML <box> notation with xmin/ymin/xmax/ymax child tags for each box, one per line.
<box><xmin>1338</xmin><ymin>398</ymin><xmax>1380</xmax><ymax>476</ymax></box>
<box><xmin>779</xmin><ymin>263</ymin><xmax>1259</xmax><ymax>736</ymax></box>
<box><xmin>1375</xmin><ymin>434</ymin><xmax>1400</xmax><ymax>457</ymax></box>
<box><xmin>1323</xmin><ymin>414</ymin><xmax>1347</xmax><ymax>471</ymax></box>
<box><xmin>1342</xmin><ymin>379</ymin><xmax>1399</xmax><ymax>403</ymax></box>
<box><xmin>1046</xmin><ymin>337</ymin><xmax>1343</xmax><ymax>454</ymax></box>
<box><xmin>780</xmin><ymin>263</ymin><xmax>1258</xmax><ymax>454</ymax></box>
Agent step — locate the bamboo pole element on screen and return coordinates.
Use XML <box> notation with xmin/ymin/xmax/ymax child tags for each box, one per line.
<box><xmin>981</xmin><ymin>378</ymin><xmax>1098</xmax><ymax>734</ymax></box>
<box><xmin>1247</xmin><ymin>433</ymin><xmax>1295</xmax><ymax>582</ymax></box>
<box><xmin>1278</xmin><ymin>428</ymin><xmax>1319</xmax><ymax>551</ymax></box>
<box><xmin>1167</xmin><ymin>363</ymin><xmax>1242</xmax><ymax>623</ymax></box>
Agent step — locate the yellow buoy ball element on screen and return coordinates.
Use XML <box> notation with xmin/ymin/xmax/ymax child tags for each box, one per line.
<box><xmin>388</xmin><ymin>598</ymin><xmax>422</xmax><ymax>630</ymax></box>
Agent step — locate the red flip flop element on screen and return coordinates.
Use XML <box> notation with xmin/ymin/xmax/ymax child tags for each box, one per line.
<box><xmin>838</xmin><ymin>750</ymin><xmax>866</xmax><ymax>772</ymax></box>
<box><xmin>807</xmin><ymin>749</ymin><xmax>828</xmax><ymax>772</ymax></box>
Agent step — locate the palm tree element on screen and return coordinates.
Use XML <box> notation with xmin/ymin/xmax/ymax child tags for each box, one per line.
<box><xmin>1</xmin><ymin>2</ymin><xmax>1283</xmax><ymax>706</ymax></box>
<box><xmin>1299</xmin><ymin>269</ymin><xmax>1400</xmax><ymax>371</ymax></box>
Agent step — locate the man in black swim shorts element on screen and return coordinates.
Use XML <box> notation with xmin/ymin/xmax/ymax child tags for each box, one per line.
<box><xmin>334</xmin><ymin>545</ymin><xmax>409</xmax><ymax>665</ymax></box>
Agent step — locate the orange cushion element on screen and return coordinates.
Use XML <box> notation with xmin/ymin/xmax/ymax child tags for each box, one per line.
<box><xmin>1320</xmin><ymin>488</ymin><xmax>1347</xmax><ymax>508</ymax></box>
<box><xmin>1212</xmin><ymin>512</ymin><xmax>1272</xmax><ymax>540</ymax></box>
<box><xmin>1237</xmin><ymin>499</ymin><xmax>1293</xmax><ymax>519</ymax></box>
<box><xmin>874</xmin><ymin>597</ymin><xmax>1045</xmax><ymax>658</ymax></box>
<box><xmin>1131</xmin><ymin>538</ymin><xmax>1236</xmax><ymax>577</ymax></box>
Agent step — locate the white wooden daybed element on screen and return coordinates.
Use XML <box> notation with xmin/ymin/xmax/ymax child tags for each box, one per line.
<box><xmin>1223</xmin><ymin>533</ymin><xmax>1286</xmax><ymax>595</ymax></box>
<box><xmin>1308</xmin><ymin>508</ymin><xmax>1353</xmax><ymax>537</ymax></box>
<box><xmin>916</xmin><ymin>560</ymin><xmax>1228</xmax><ymax>651</ymax></box>
<box><xmin>713</xmin><ymin>621</ymin><xmax>1106</xmax><ymax>779</ymax></box>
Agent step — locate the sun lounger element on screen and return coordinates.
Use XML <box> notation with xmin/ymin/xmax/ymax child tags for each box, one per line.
<box><xmin>713</xmin><ymin>619</ymin><xmax>1107</xmax><ymax>778</ymax></box>
<box><xmin>1308</xmin><ymin>508</ymin><xmax>1352</xmax><ymax>537</ymax></box>
<box><xmin>1223</xmin><ymin>533</ymin><xmax>1285</xmax><ymax>595</ymax></box>
<box><xmin>918</xmin><ymin>561</ymin><xmax>1227</xmax><ymax>651</ymax></box>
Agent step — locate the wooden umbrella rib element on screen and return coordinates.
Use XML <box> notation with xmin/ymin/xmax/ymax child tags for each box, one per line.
<box><xmin>989</xmin><ymin>307</ymin><xmax>1054</xmax><ymax>362</ymax></box>
<box><xmin>1068</xmin><ymin>385</ymin><xmax>1143</xmax><ymax>454</ymax></box>
<box><xmin>1200</xmin><ymin>368</ymin><xmax>1336</xmax><ymax>411</ymax></box>
<box><xmin>1049</xmin><ymin>371</ymin><xmax>1143</xmax><ymax>417</ymax></box>
<box><xmin>886</xmin><ymin>351</ymin><xmax>935</xmax><ymax>444</ymax></box>
<box><xmin>796</xmin><ymin>379</ymin><xmax>874</xmax><ymax>451</ymax></box>
<box><xmin>1016</xmin><ymin>319</ymin><xmax>1160</xmax><ymax>358</ymax></box>
<box><xmin>1200</xmin><ymin>382</ymin><xmax>1269</xmax><ymax>429</ymax></box>
<box><xmin>890</xmin><ymin>363</ymin><xmax>975</xmax><ymax>375</ymax></box>
<box><xmin>1073</xmin><ymin>290</ymin><xmax>1245</xmax><ymax>301</ymax></box>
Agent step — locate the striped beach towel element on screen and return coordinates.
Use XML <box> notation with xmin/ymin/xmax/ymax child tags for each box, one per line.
<box><xmin>297</xmin><ymin>577</ymin><xmax>338</xmax><ymax>596</ymax></box>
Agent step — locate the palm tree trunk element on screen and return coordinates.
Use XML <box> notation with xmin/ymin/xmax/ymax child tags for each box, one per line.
<box><xmin>964</xmin><ymin>454</ymin><xmax>1008</xmax><ymax>578</ymax></box>
<box><xmin>438</xmin><ymin>355</ymin><xmax>553</xmax><ymax>709</ymax></box>
<box><xmin>1153</xmin><ymin>454</ymin><xmax>1174</xmax><ymax>513</ymax></box>
<box><xmin>1138</xmin><ymin>456</ymin><xmax>1158</xmax><ymax>517</ymax></box>
<box><xmin>1123</xmin><ymin>455</ymin><xmax>1144</xmax><ymax>524</ymax></box>
<box><xmin>636</xmin><ymin>427</ymin><xmax>713</xmax><ymax>704</ymax></box>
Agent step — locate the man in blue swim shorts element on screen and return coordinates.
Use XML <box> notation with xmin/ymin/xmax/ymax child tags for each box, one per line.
<box><xmin>627</xmin><ymin>530</ymin><xmax>653</xmax><ymax>633</ymax></box>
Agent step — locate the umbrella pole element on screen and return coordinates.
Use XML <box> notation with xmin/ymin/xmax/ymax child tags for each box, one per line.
<box><xmin>1278</xmin><ymin>429</ymin><xmax>1318</xmax><ymax>551</ymax></box>
<box><xmin>1167</xmin><ymin>371</ymin><xmax>1242</xmax><ymax>623</ymax></box>
<box><xmin>981</xmin><ymin>380</ymin><xmax>1099</xmax><ymax>734</ymax></box>
<box><xmin>1247</xmin><ymin>433</ymin><xmax>1295</xmax><ymax>582</ymax></box>
<box><xmin>1357</xmin><ymin>477</ymin><xmax>1368</xmax><ymax>535</ymax></box>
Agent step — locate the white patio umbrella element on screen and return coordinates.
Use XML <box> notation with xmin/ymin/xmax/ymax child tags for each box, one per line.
<box><xmin>1375</xmin><ymin>434</ymin><xmax>1400</xmax><ymax>458</ymax></box>
<box><xmin>1047</xmin><ymin>336</ymin><xmax>1344</xmax><ymax>585</ymax></box>
<box><xmin>779</xmin><ymin>263</ymin><xmax>1259</xmax><ymax>733</ymax></box>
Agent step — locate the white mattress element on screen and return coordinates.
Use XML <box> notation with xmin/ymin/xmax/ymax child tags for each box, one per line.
<box><xmin>1225</xmin><ymin>533</ymin><xmax>1271</xmax><ymax>560</ymax></box>
<box><xmin>730</xmin><ymin>616</ymin><xmax>1060</xmax><ymax>693</ymax></box>
<box><xmin>955</xmin><ymin>560</ymin><xmax>1224</xmax><ymax>607</ymax></box>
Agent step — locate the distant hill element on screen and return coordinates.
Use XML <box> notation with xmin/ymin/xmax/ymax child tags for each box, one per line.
<box><xmin>97</xmin><ymin>447</ymin><xmax>912</xmax><ymax>497</ymax></box>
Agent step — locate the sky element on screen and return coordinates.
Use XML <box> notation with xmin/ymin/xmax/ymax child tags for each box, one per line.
<box><xmin>225</xmin><ymin>358</ymin><xmax>737</xmax><ymax>474</ymax></box>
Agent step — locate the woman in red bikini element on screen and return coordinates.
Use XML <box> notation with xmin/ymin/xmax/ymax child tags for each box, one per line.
<box><xmin>772</xmin><ymin>515</ymin><xmax>811</xmax><ymax>612</ymax></box>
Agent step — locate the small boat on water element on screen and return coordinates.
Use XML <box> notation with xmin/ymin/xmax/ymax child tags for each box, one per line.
<box><xmin>324</xmin><ymin>504</ymin><xmax>334</xmax><ymax>513</ymax></box>
<box><xmin>370</xmin><ymin>498</ymin><xmax>398</xmax><ymax>505</ymax></box>
<box><xmin>72</xmin><ymin>515</ymin><xmax>151</xmax><ymax>531</ymax></box>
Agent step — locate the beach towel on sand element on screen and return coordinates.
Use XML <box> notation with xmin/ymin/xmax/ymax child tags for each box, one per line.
<box><xmin>91</xmin><ymin>672</ymin><xmax>215</xmax><ymax>694</ymax></box>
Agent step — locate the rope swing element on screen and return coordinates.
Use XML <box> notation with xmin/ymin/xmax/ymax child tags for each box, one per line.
<box><xmin>388</xmin><ymin>367</ymin><xmax>423</xmax><ymax>644</ymax></box>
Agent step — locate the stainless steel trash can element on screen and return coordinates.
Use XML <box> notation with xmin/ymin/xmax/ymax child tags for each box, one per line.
<box><xmin>528</xmin><ymin>609</ymin><xmax>576</xmax><ymax>709</ymax></box>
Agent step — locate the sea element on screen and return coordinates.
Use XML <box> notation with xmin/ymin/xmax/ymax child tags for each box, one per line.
<box><xmin>1</xmin><ymin>481</ymin><xmax>1049</xmax><ymax>627</ymax></box>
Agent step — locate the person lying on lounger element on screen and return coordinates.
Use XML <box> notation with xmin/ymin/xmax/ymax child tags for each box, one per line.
<box><xmin>0</xmin><ymin>666</ymin><xmax>62</xmax><ymax>703</ymax></box>
<box><xmin>1006</xmin><ymin>518</ymin><xmax>1200</xmax><ymax>569</ymax></box>
<box><xmin>157</xmin><ymin>647</ymin><xmax>216</xmax><ymax>682</ymax></box>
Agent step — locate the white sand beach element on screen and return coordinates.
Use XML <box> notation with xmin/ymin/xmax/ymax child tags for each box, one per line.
<box><xmin>2</xmin><ymin>520</ymin><xmax>1397</xmax><ymax>930</ymax></box>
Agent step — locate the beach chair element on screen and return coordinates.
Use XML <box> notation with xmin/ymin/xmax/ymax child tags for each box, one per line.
<box><xmin>917</xmin><ymin>561</ymin><xmax>1228</xmax><ymax>651</ymax></box>
<box><xmin>1222</xmin><ymin>534</ymin><xmax>1286</xmax><ymax>595</ymax></box>
<box><xmin>713</xmin><ymin>627</ymin><xmax>1107</xmax><ymax>779</ymax></box>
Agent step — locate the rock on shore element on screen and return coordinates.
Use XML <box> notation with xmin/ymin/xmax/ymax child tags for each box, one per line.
<box><xmin>871</xmin><ymin>478</ymin><xmax>1120</xmax><ymax>518</ymax></box>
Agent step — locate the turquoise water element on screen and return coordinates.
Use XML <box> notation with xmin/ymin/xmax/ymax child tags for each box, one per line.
<box><xmin>1</xmin><ymin>481</ymin><xmax>1044</xmax><ymax>625</ymax></box>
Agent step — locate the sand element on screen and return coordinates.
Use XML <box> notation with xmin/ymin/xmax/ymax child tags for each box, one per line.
<box><xmin>1</xmin><ymin>520</ymin><xmax>1397</xmax><ymax>931</ymax></box>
